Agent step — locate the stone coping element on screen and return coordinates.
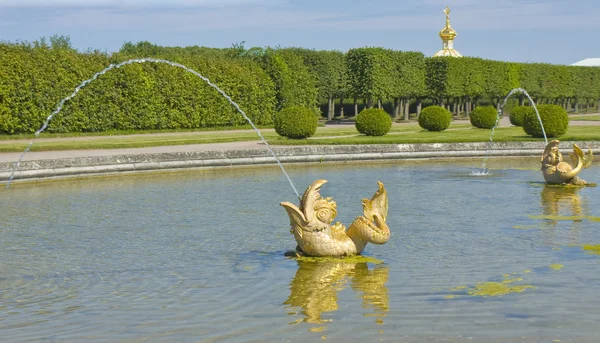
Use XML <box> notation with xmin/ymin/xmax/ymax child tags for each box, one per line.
<box><xmin>1</xmin><ymin>141</ymin><xmax>599</xmax><ymax>182</ymax></box>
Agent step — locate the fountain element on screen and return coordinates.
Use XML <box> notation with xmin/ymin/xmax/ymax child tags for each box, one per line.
<box><xmin>2</xmin><ymin>156</ymin><xmax>600</xmax><ymax>341</ymax></box>
<box><xmin>473</xmin><ymin>87</ymin><xmax>547</xmax><ymax>175</ymax></box>
<box><xmin>280</xmin><ymin>179</ymin><xmax>391</xmax><ymax>257</ymax></box>
<box><xmin>3</xmin><ymin>56</ymin><xmax>600</xmax><ymax>342</ymax></box>
<box><xmin>540</xmin><ymin>140</ymin><xmax>594</xmax><ymax>186</ymax></box>
<box><xmin>5</xmin><ymin>58</ymin><xmax>300</xmax><ymax>199</ymax></box>
<box><xmin>4</xmin><ymin>57</ymin><xmax>396</xmax><ymax>260</ymax></box>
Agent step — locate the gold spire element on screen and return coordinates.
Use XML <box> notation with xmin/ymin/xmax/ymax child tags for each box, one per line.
<box><xmin>434</xmin><ymin>6</ymin><xmax>462</xmax><ymax>57</ymax></box>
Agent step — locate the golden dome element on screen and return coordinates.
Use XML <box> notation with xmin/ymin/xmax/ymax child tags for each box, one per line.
<box><xmin>434</xmin><ymin>6</ymin><xmax>462</xmax><ymax>57</ymax></box>
<box><xmin>439</xmin><ymin>6</ymin><xmax>456</xmax><ymax>40</ymax></box>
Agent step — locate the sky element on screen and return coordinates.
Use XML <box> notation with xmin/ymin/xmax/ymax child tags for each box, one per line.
<box><xmin>0</xmin><ymin>0</ymin><xmax>598</xmax><ymax>65</ymax></box>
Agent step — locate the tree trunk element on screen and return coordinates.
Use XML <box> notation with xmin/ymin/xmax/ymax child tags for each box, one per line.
<box><xmin>354</xmin><ymin>98</ymin><xmax>359</xmax><ymax>116</ymax></box>
<box><xmin>417</xmin><ymin>99</ymin><xmax>422</xmax><ymax>116</ymax></box>
<box><xmin>574</xmin><ymin>97</ymin><xmax>579</xmax><ymax>113</ymax></box>
<box><xmin>377</xmin><ymin>99</ymin><xmax>382</xmax><ymax>109</ymax></box>
<box><xmin>566</xmin><ymin>98</ymin><xmax>571</xmax><ymax>112</ymax></box>
<box><xmin>367</xmin><ymin>98</ymin><xmax>374</xmax><ymax>109</ymax></box>
<box><xmin>339</xmin><ymin>98</ymin><xmax>344</xmax><ymax>118</ymax></box>
<box><xmin>587</xmin><ymin>99</ymin><xmax>590</xmax><ymax>112</ymax></box>
<box><xmin>403</xmin><ymin>98</ymin><xmax>409</xmax><ymax>121</ymax></box>
<box><xmin>465</xmin><ymin>97</ymin><xmax>471</xmax><ymax>117</ymax></box>
<box><xmin>327</xmin><ymin>96</ymin><xmax>334</xmax><ymax>120</ymax></box>
<box><xmin>393</xmin><ymin>97</ymin><xmax>400</xmax><ymax>118</ymax></box>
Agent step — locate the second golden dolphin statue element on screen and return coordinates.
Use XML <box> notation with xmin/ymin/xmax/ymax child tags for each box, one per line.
<box><xmin>541</xmin><ymin>140</ymin><xmax>594</xmax><ymax>186</ymax></box>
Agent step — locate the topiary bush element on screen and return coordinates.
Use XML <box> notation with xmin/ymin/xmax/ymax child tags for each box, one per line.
<box><xmin>522</xmin><ymin>104</ymin><xmax>568</xmax><ymax>138</ymax></box>
<box><xmin>469</xmin><ymin>105</ymin><xmax>498</xmax><ymax>129</ymax></box>
<box><xmin>418</xmin><ymin>105</ymin><xmax>452</xmax><ymax>131</ymax></box>
<box><xmin>274</xmin><ymin>106</ymin><xmax>318</xmax><ymax>139</ymax></box>
<box><xmin>509</xmin><ymin>106</ymin><xmax>534</xmax><ymax>127</ymax></box>
<box><xmin>355</xmin><ymin>108</ymin><xmax>392</xmax><ymax>136</ymax></box>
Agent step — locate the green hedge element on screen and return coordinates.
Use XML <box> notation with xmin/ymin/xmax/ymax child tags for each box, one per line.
<box><xmin>469</xmin><ymin>105</ymin><xmax>498</xmax><ymax>129</ymax></box>
<box><xmin>0</xmin><ymin>43</ymin><xmax>277</xmax><ymax>134</ymax></box>
<box><xmin>522</xmin><ymin>104</ymin><xmax>568</xmax><ymax>138</ymax></box>
<box><xmin>274</xmin><ymin>107</ymin><xmax>317</xmax><ymax>138</ymax></box>
<box><xmin>355</xmin><ymin>108</ymin><xmax>392</xmax><ymax>136</ymax></box>
<box><xmin>258</xmin><ymin>49</ymin><xmax>318</xmax><ymax>112</ymax></box>
<box><xmin>509</xmin><ymin>105</ymin><xmax>534</xmax><ymax>127</ymax></box>
<box><xmin>2</xmin><ymin>39</ymin><xmax>600</xmax><ymax>135</ymax></box>
<box><xmin>418</xmin><ymin>105</ymin><xmax>452</xmax><ymax>131</ymax></box>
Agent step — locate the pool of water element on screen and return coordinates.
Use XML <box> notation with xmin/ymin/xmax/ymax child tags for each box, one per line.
<box><xmin>1</xmin><ymin>158</ymin><xmax>600</xmax><ymax>342</ymax></box>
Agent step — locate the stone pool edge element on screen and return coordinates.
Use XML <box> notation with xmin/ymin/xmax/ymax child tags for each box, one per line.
<box><xmin>2</xmin><ymin>141</ymin><xmax>599</xmax><ymax>183</ymax></box>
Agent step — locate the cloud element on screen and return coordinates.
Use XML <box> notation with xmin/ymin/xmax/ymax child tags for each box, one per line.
<box><xmin>317</xmin><ymin>0</ymin><xmax>600</xmax><ymax>30</ymax></box>
<box><xmin>1</xmin><ymin>0</ymin><xmax>599</xmax><ymax>32</ymax></box>
<box><xmin>41</xmin><ymin>6</ymin><xmax>338</xmax><ymax>31</ymax></box>
<box><xmin>0</xmin><ymin>0</ymin><xmax>286</xmax><ymax>8</ymax></box>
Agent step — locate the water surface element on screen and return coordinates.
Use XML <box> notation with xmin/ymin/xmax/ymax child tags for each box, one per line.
<box><xmin>1</xmin><ymin>158</ymin><xmax>599</xmax><ymax>342</ymax></box>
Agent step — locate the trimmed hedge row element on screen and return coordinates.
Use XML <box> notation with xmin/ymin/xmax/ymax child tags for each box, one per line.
<box><xmin>0</xmin><ymin>43</ymin><xmax>277</xmax><ymax>133</ymax></box>
<box><xmin>2</xmin><ymin>40</ymin><xmax>600</xmax><ymax>135</ymax></box>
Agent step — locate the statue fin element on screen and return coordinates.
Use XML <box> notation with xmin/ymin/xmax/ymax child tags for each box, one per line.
<box><xmin>361</xmin><ymin>181</ymin><xmax>388</xmax><ymax>221</ymax></box>
<box><xmin>280</xmin><ymin>202</ymin><xmax>309</xmax><ymax>228</ymax></box>
<box><xmin>583</xmin><ymin>147</ymin><xmax>594</xmax><ymax>169</ymax></box>
<box><xmin>300</xmin><ymin>179</ymin><xmax>328</xmax><ymax>223</ymax></box>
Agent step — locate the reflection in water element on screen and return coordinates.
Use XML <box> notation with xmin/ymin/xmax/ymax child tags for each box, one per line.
<box><xmin>539</xmin><ymin>186</ymin><xmax>584</xmax><ymax>246</ymax></box>
<box><xmin>540</xmin><ymin>186</ymin><xmax>583</xmax><ymax>218</ymax></box>
<box><xmin>284</xmin><ymin>260</ymin><xmax>388</xmax><ymax>329</ymax></box>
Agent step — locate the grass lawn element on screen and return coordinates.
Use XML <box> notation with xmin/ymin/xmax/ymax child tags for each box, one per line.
<box><xmin>569</xmin><ymin>115</ymin><xmax>600</xmax><ymax>121</ymax></box>
<box><xmin>0</xmin><ymin>123</ymin><xmax>599</xmax><ymax>152</ymax></box>
<box><xmin>0</xmin><ymin>124</ymin><xmax>275</xmax><ymax>141</ymax></box>
<box><xmin>272</xmin><ymin>126</ymin><xmax>600</xmax><ymax>145</ymax></box>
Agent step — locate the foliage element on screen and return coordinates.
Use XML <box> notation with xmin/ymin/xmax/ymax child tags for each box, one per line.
<box><xmin>283</xmin><ymin>48</ymin><xmax>347</xmax><ymax>104</ymax></box>
<box><xmin>425</xmin><ymin>57</ymin><xmax>449</xmax><ymax>102</ymax></box>
<box><xmin>509</xmin><ymin>105</ymin><xmax>534</xmax><ymax>127</ymax></box>
<box><xmin>346</xmin><ymin>47</ymin><xmax>395</xmax><ymax>104</ymax></box>
<box><xmin>484</xmin><ymin>60</ymin><xmax>516</xmax><ymax>103</ymax></box>
<box><xmin>274</xmin><ymin>107</ymin><xmax>318</xmax><ymax>139</ymax></box>
<box><xmin>390</xmin><ymin>50</ymin><xmax>427</xmax><ymax>119</ymax></box>
<box><xmin>523</xmin><ymin>104</ymin><xmax>568</xmax><ymax>138</ymax></box>
<box><xmin>469</xmin><ymin>105</ymin><xmax>498</xmax><ymax>129</ymax></box>
<box><xmin>355</xmin><ymin>108</ymin><xmax>392</xmax><ymax>136</ymax></box>
<box><xmin>0</xmin><ymin>41</ymin><xmax>277</xmax><ymax>134</ymax></box>
<box><xmin>258</xmin><ymin>48</ymin><xmax>318</xmax><ymax>112</ymax></box>
<box><xmin>448</xmin><ymin>57</ymin><xmax>485</xmax><ymax>100</ymax></box>
<box><xmin>3</xmin><ymin>38</ymin><xmax>600</xmax><ymax>135</ymax></box>
<box><xmin>418</xmin><ymin>105</ymin><xmax>452</xmax><ymax>131</ymax></box>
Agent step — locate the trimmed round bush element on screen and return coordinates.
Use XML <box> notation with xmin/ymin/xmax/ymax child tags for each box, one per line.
<box><xmin>523</xmin><ymin>104</ymin><xmax>568</xmax><ymax>138</ymax></box>
<box><xmin>355</xmin><ymin>108</ymin><xmax>392</xmax><ymax>136</ymax></box>
<box><xmin>418</xmin><ymin>105</ymin><xmax>452</xmax><ymax>132</ymax></box>
<box><xmin>510</xmin><ymin>106</ymin><xmax>534</xmax><ymax>127</ymax></box>
<box><xmin>469</xmin><ymin>105</ymin><xmax>498</xmax><ymax>129</ymax></box>
<box><xmin>274</xmin><ymin>107</ymin><xmax>318</xmax><ymax>139</ymax></box>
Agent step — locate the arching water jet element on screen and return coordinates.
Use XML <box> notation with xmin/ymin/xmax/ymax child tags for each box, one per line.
<box><xmin>5</xmin><ymin>58</ymin><xmax>300</xmax><ymax>199</ymax></box>
<box><xmin>471</xmin><ymin>87</ymin><xmax>547</xmax><ymax>176</ymax></box>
